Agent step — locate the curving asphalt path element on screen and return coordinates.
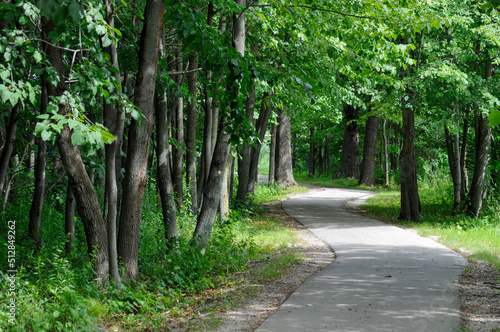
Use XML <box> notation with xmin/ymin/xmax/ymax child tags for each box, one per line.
<box><xmin>256</xmin><ymin>188</ymin><xmax>467</xmax><ymax>332</ymax></box>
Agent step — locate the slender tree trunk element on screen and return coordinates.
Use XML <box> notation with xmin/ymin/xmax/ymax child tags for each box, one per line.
<box><xmin>156</xmin><ymin>91</ymin><xmax>178</xmax><ymax>245</ymax></box>
<box><xmin>340</xmin><ymin>104</ymin><xmax>360</xmax><ymax>179</ymax></box>
<box><xmin>29</xmin><ymin>79</ymin><xmax>48</xmax><ymax>249</ymax></box>
<box><xmin>275</xmin><ymin>110</ymin><xmax>296</xmax><ymax>188</ymax></box>
<box><xmin>308</xmin><ymin>127</ymin><xmax>315</xmax><ymax>178</ymax></box>
<box><xmin>236</xmin><ymin>83</ymin><xmax>255</xmax><ymax>204</ymax></box>
<box><xmin>186</xmin><ymin>50</ymin><xmax>198</xmax><ymax>213</ymax></box>
<box><xmin>117</xmin><ymin>0</ymin><xmax>165</xmax><ymax>280</ymax></box>
<box><xmin>194</xmin><ymin>120</ymin><xmax>230</xmax><ymax>249</ymax></box>
<box><xmin>268</xmin><ymin>123</ymin><xmax>277</xmax><ymax>186</ymax></box>
<box><xmin>325</xmin><ymin>135</ymin><xmax>330</xmax><ymax>174</ymax></box>
<box><xmin>220</xmin><ymin>150</ymin><xmax>234</xmax><ymax>220</ymax></box>
<box><xmin>399</xmin><ymin>33</ymin><xmax>423</xmax><ymax>222</ymax></box>
<box><xmin>359</xmin><ymin>115</ymin><xmax>380</xmax><ymax>186</ymax></box>
<box><xmin>0</xmin><ymin>104</ymin><xmax>19</xmax><ymax>198</ymax></box>
<box><xmin>467</xmin><ymin>106</ymin><xmax>492</xmax><ymax>217</ymax></box>
<box><xmin>399</xmin><ymin>99</ymin><xmax>421</xmax><ymax>222</ymax></box>
<box><xmin>444</xmin><ymin>122</ymin><xmax>462</xmax><ymax>214</ymax></box>
<box><xmin>65</xmin><ymin>183</ymin><xmax>75</xmax><ymax>254</ymax></box>
<box><xmin>103</xmin><ymin>0</ymin><xmax>123</xmax><ymax>283</ymax></box>
<box><xmin>461</xmin><ymin>106</ymin><xmax>470</xmax><ymax>200</ymax></box>
<box><xmin>172</xmin><ymin>51</ymin><xmax>185</xmax><ymax>210</ymax></box>
<box><xmin>248</xmin><ymin>94</ymin><xmax>272</xmax><ymax>195</ymax></box>
<box><xmin>382</xmin><ymin>119</ymin><xmax>390</xmax><ymax>186</ymax></box>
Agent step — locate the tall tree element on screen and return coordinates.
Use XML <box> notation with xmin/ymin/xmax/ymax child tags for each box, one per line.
<box><xmin>275</xmin><ymin>110</ymin><xmax>296</xmax><ymax>188</ymax></box>
<box><xmin>359</xmin><ymin>115</ymin><xmax>380</xmax><ymax>186</ymax></box>
<box><xmin>117</xmin><ymin>0</ymin><xmax>166</xmax><ymax>280</ymax></box>
<box><xmin>340</xmin><ymin>104</ymin><xmax>360</xmax><ymax>179</ymax></box>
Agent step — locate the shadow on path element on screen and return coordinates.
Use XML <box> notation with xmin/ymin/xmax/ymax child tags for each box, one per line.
<box><xmin>256</xmin><ymin>188</ymin><xmax>467</xmax><ymax>332</ymax></box>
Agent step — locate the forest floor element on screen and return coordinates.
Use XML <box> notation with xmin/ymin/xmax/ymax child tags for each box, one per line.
<box><xmin>171</xmin><ymin>188</ymin><xmax>500</xmax><ymax>332</ymax></box>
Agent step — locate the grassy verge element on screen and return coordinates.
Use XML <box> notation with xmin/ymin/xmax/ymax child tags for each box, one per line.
<box><xmin>294</xmin><ymin>172</ymin><xmax>382</xmax><ymax>190</ymax></box>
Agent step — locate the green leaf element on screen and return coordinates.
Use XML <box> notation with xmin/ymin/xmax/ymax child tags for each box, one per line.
<box><xmin>68</xmin><ymin>1</ymin><xmax>83</xmax><ymax>22</ymax></box>
<box><xmin>41</xmin><ymin>130</ymin><xmax>52</xmax><ymax>141</ymax></box>
<box><xmin>47</xmin><ymin>103</ymin><xmax>59</xmax><ymax>114</ymax></box>
<box><xmin>95</xmin><ymin>25</ymin><xmax>106</xmax><ymax>35</ymax></box>
<box><xmin>102</xmin><ymin>35</ymin><xmax>112</xmax><ymax>48</ymax></box>
<box><xmin>0</xmin><ymin>69</ymin><xmax>9</xmax><ymax>80</ymax></box>
<box><xmin>33</xmin><ymin>51</ymin><xmax>42</xmax><ymax>63</ymax></box>
<box><xmin>489</xmin><ymin>110</ymin><xmax>500</xmax><ymax>127</ymax></box>
<box><xmin>71</xmin><ymin>130</ymin><xmax>85</xmax><ymax>146</ymax></box>
<box><xmin>15</xmin><ymin>36</ymin><xmax>24</xmax><ymax>47</ymax></box>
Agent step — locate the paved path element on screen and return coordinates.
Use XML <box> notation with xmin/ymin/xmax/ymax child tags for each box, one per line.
<box><xmin>256</xmin><ymin>188</ymin><xmax>467</xmax><ymax>332</ymax></box>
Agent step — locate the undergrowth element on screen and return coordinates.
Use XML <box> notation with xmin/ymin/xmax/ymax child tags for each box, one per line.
<box><xmin>0</xmin><ymin>181</ymin><xmax>306</xmax><ymax>331</ymax></box>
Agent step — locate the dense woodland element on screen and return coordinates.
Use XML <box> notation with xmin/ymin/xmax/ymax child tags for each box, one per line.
<box><xmin>0</xmin><ymin>0</ymin><xmax>499</xmax><ymax>329</ymax></box>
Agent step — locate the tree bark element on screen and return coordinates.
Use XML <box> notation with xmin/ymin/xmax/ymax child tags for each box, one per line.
<box><xmin>156</xmin><ymin>91</ymin><xmax>178</xmax><ymax>245</ymax></box>
<box><xmin>103</xmin><ymin>0</ymin><xmax>123</xmax><ymax>283</ymax></box>
<box><xmin>382</xmin><ymin>119</ymin><xmax>390</xmax><ymax>186</ymax></box>
<box><xmin>194</xmin><ymin>120</ymin><xmax>230</xmax><ymax>249</ymax></box>
<box><xmin>65</xmin><ymin>183</ymin><xmax>75</xmax><ymax>254</ymax></box>
<box><xmin>172</xmin><ymin>50</ymin><xmax>185</xmax><ymax>211</ymax></box>
<box><xmin>359</xmin><ymin>115</ymin><xmax>380</xmax><ymax>186</ymax></box>
<box><xmin>340</xmin><ymin>104</ymin><xmax>360</xmax><ymax>179</ymax></box>
<box><xmin>399</xmin><ymin>99</ymin><xmax>421</xmax><ymax>222</ymax></box>
<box><xmin>467</xmin><ymin>106</ymin><xmax>491</xmax><ymax>217</ymax></box>
<box><xmin>236</xmin><ymin>83</ymin><xmax>255</xmax><ymax>204</ymax></box>
<box><xmin>117</xmin><ymin>0</ymin><xmax>165</xmax><ymax>280</ymax></box>
<box><xmin>444</xmin><ymin>123</ymin><xmax>462</xmax><ymax>214</ymax></box>
<box><xmin>247</xmin><ymin>94</ymin><xmax>272</xmax><ymax>195</ymax></box>
<box><xmin>186</xmin><ymin>50</ymin><xmax>198</xmax><ymax>213</ymax></box>
<box><xmin>268</xmin><ymin>123</ymin><xmax>277</xmax><ymax>186</ymax></box>
<box><xmin>0</xmin><ymin>104</ymin><xmax>19</xmax><ymax>199</ymax></box>
<box><xmin>308</xmin><ymin>127</ymin><xmax>315</xmax><ymax>178</ymax></box>
<box><xmin>275</xmin><ymin>110</ymin><xmax>297</xmax><ymax>188</ymax></box>
<box><xmin>29</xmin><ymin>79</ymin><xmax>48</xmax><ymax>249</ymax></box>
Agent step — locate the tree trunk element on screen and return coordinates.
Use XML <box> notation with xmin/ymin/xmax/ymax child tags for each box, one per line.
<box><xmin>359</xmin><ymin>115</ymin><xmax>380</xmax><ymax>186</ymax></box>
<box><xmin>308</xmin><ymin>127</ymin><xmax>315</xmax><ymax>178</ymax></box>
<box><xmin>268</xmin><ymin>123</ymin><xmax>277</xmax><ymax>186</ymax></box>
<box><xmin>399</xmin><ymin>100</ymin><xmax>421</xmax><ymax>222</ymax></box>
<box><xmin>156</xmin><ymin>91</ymin><xmax>178</xmax><ymax>245</ymax></box>
<box><xmin>29</xmin><ymin>79</ymin><xmax>48</xmax><ymax>249</ymax></box>
<box><xmin>461</xmin><ymin>105</ymin><xmax>470</xmax><ymax>200</ymax></box>
<box><xmin>382</xmin><ymin>119</ymin><xmax>390</xmax><ymax>186</ymax></box>
<box><xmin>186</xmin><ymin>50</ymin><xmax>198</xmax><ymax>213</ymax></box>
<box><xmin>0</xmin><ymin>104</ymin><xmax>19</xmax><ymax>198</ymax></box>
<box><xmin>236</xmin><ymin>83</ymin><xmax>255</xmax><ymax>204</ymax></box>
<box><xmin>275</xmin><ymin>110</ymin><xmax>297</xmax><ymax>188</ymax></box>
<box><xmin>42</xmin><ymin>17</ymin><xmax>109</xmax><ymax>280</ymax></box>
<box><xmin>340</xmin><ymin>104</ymin><xmax>360</xmax><ymax>179</ymax></box>
<box><xmin>318</xmin><ymin>141</ymin><xmax>324</xmax><ymax>176</ymax></box>
<box><xmin>467</xmin><ymin>107</ymin><xmax>491</xmax><ymax>217</ymax></box>
<box><xmin>194</xmin><ymin>120</ymin><xmax>230</xmax><ymax>249</ymax></box>
<box><xmin>444</xmin><ymin>123</ymin><xmax>462</xmax><ymax>214</ymax></box>
<box><xmin>65</xmin><ymin>183</ymin><xmax>75</xmax><ymax>254</ymax></box>
<box><xmin>117</xmin><ymin>0</ymin><xmax>165</xmax><ymax>280</ymax></box>
<box><xmin>220</xmin><ymin>150</ymin><xmax>233</xmax><ymax>220</ymax></box>
<box><xmin>103</xmin><ymin>0</ymin><xmax>123</xmax><ymax>283</ymax></box>
<box><xmin>247</xmin><ymin>94</ymin><xmax>272</xmax><ymax>195</ymax></box>
<box><xmin>172</xmin><ymin>51</ymin><xmax>185</xmax><ymax>211</ymax></box>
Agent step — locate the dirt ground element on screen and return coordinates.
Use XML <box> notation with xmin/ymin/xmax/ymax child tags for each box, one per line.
<box><xmin>172</xmin><ymin>194</ymin><xmax>500</xmax><ymax>332</ymax></box>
